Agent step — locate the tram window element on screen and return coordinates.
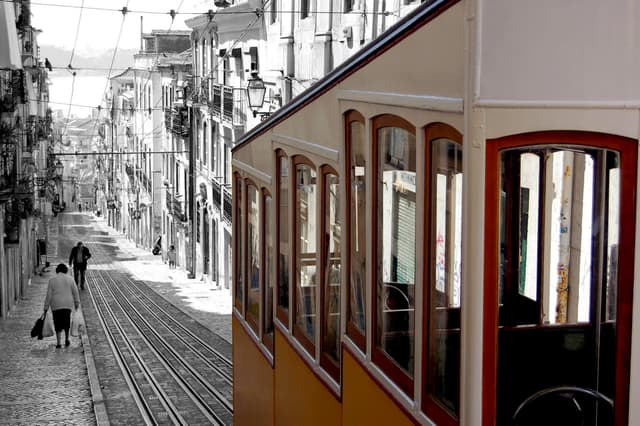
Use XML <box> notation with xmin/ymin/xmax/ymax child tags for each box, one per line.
<box><xmin>373</xmin><ymin>119</ymin><xmax>416</xmax><ymax>393</ymax></box>
<box><xmin>263</xmin><ymin>193</ymin><xmax>274</xmax><ymax>350</ymax></box>
<box><xmin>497</xmin><ymin>145</ymin><xmax>622</xmax><ymax>424</ymax></box>
<box><xmin>425</xmin><ymin>133</ymin><xmax>463</xmax><ymax>423</ymax></box>
<box><xmin>277</xmin><ymin>153</ymin><xmax>290</xmax><ymax>324</ymax></box>
<box><xmin>321</xmin><ymin>172</ymin><xmax>341</xmax><ymax>380</ymax></box>
<box><xmin>346</xmin><ymin>112</ymin><xmax>367</xmax><ymax>349</ymax></box>
<box><xmin>294</xmin><ymin>162</ymin><xmax>318</xmax><ymax>352</ymax></box>
<box><xmin>234</xmin><ymin>175</ymin><xmax>244</xmax><ymax>311</ymax></box>
<box><xmin>246</xmin><ymin>183</ymin><xmax>260</xmax><ymax>332</ymax></box>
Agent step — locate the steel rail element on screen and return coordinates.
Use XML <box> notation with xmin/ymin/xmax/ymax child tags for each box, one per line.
<box><xmin>96</xmin><ymin>269</ymin><xmax>233</xmax><ymax>417</ymax></box>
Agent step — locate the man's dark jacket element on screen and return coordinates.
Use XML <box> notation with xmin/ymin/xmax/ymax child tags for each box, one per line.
<box><xmin>69</xmin><ymin>246</ymin><xmax>92</xmax><ymax>271</ymax></box>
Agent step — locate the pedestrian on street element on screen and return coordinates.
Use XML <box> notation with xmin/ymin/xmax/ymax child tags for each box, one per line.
<box><xmin>168</xmin><ymin>245</ymin><xmax>176</xmax><ymax>269</ymax></box>
<box><xmin>69</xmin><ymin>241</ymin><xmax>92</xmax><ymax>290</ymax></box>
<box><xmin>43</xmin><ymin>263</ymin><xmax>80</xmax><ymax>348</ymax></box>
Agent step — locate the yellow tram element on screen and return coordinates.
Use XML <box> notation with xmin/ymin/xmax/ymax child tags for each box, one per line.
<box><xmin>231</xmin><ymin>1</ymin><xmax>640</xmax><ymax>424</ymax></box>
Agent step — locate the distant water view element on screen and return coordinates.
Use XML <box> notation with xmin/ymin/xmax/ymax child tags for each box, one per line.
<box><xmin>48</xmin><ymin>74</ymin><xmax>111</xmax><ymax>118</ymax></box>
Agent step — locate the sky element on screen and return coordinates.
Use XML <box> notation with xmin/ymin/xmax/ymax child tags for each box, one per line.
<box><xmin>31</xmin><ymin>0</ymin><xmax>207</xmax><ymax>117</ymax></box>
<box><xmin>32</xmin><ymin>0</ymin><xmax>206</xmax><ymax>53</ymax></box>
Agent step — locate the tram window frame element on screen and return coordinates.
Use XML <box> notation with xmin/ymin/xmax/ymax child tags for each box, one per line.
<box><xmin>345</xmin><ymin>110</ymin><xmax>367</xmax><ymax>352</ymax></box>
<box><xmin>292</xmin><ymin>156</ymin><xmax>318</xmax><ymax>355</ymax></box>
<box><xmin>319</xmin><ymin>167</ymin><xmax>341</xmax><ymax>382</ymax></box>
<box><xmin>276</xmin><ymin>150</ymin><xmax>291</xmax><ymax>326</ymax></box>
<box><xmin>371</xmin><ymin>114</ymin><xmax>417</xmax><ymax>397</ymax></box>
<box><xmin>422</xmin><ymin>123</ymin><xmax>463</xmax><ymax>425</ymax></box>
<box><xmin>263</xmin><ymin>190</ymin><xmax>275</xmax><ymax>352</ymax></box>
<box><xmin>245</xmin><ymin>180</ymin><xmax>261</xmax><ymax>334</ymax></box>
<box><xmin>233</xmin><ymin>173</ymin><xmax>245</xmax><ymax>313</ymax></box>
<box><xmin>483</xmin><ymin>132</ymin><xmax>637</xmax><ymax>426</ymax></box>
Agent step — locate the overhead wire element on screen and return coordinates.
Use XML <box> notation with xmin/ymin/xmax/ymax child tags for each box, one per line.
<box><xmin>60</xmin><ymin>0</ymin><xmax>85</xmax><ymax>138</ymax></box>
<box><xmin>10</xmin><ymin>0</ymin><xmax>395</xmax><ymax>16</ymax></box>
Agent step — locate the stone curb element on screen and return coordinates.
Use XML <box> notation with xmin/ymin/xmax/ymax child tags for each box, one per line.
<box><xmin>80</xmin><ymin>309</ymin><xmax>110</xmax><ymax>426</ymax></box>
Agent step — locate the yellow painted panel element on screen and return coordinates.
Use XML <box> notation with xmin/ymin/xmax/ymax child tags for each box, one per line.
<box><xmin>274</xmin><ymin>330</ymin><xmax>341</xmax><ymax>426</ymax></box>
<box><xmin>342</xmin><ymin>350</ymin><xmax>414</xmax><ymax>425</ymax></box>
<box><xmin>233</xmin><ymin>317</ymin><xmax>274</xmax><ymax>426</ymax></box>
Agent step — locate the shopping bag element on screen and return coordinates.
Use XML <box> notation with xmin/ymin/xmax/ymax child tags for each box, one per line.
<box><xmin>30</xmin><ymin>314</ymin><xmax>45</xmax><ymax>339</ymax></box>
<box><xmin>42</xmin><ymin>311</ymin><xmax>54</xmax><ymax>338</ymax></box>
<box><xmin>70</xmin><ymin>307</ymin><xmax>85</xmax><ymax>337</ymax></box>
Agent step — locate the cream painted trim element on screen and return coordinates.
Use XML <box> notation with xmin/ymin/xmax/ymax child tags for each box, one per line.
<box><xmin>476</xmin><ymin>98</ymin><xmax>640</xmax><ymax>109</ymax></box>
<box><xmin>231</xmin><ymin>159</ymin><xmax>272</xmax><ymax>186</ymax></box>
<box><xmin>272</xmin><ymin>133</ymin><xmax>340</xmax><ymax>163</ymax></box>
<box><xmin>337</xmin><ymin>89</ymin><xmax>464</xmax><ymax>112</ymax></box>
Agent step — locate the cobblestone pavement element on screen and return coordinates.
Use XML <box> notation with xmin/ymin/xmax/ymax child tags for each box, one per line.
<box><xmin>0</xmin><ymin>267</ymin><xmax>95</xmax><ymax>425</ymax></box>
<box><xmin>0</xmin><ymin>211</ymin><xmax>232</xmax><ymax>425</ymax></box>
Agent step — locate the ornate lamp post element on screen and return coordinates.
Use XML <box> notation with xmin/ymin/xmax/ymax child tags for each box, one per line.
<box><xmin>246</xmin><ymin>74</ymin><xmax>270</xmax><ymax>120</ymax></box>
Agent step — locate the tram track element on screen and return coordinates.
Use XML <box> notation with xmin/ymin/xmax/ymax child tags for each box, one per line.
<box><xmin>67</xmin><ymin>227</ymin><xmax>233</xmax><ymax>425</ymax></box>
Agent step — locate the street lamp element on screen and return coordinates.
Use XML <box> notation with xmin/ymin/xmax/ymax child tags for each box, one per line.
<box><xmin>246</xmin><ymin>74</ymin><xmax>270</xmax><ymax>119</ymax></box>
<box><xmin>54</xmin><ymin>160</ymin><xmax>64</xmax><ymax>178</ymax></box>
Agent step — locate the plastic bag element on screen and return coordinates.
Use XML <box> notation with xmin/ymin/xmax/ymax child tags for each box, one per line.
<box><xmin>42</xmin><ymin>311</ymin><xmax>54</xmax><ymax>338</ymax></box>
<box><xmin>31</xmin><ymin>314</ymin><xmax>45</xmax><ymax>339</ymax></box>
<box><xmin>70</xmin><ymin>307</ymin><xmax>85</xmax><ymax>337</ymax></box>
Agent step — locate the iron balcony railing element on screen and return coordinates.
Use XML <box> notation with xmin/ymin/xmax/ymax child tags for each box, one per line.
<box><xmin>165</xmin><ymin>106</ymin><xmax>190</xmax><ymax>138</ymax></box>
<box><xmin>210</xmin><ymin>84</ymin><xmax>246</xmax><ymax>126</ymax></box>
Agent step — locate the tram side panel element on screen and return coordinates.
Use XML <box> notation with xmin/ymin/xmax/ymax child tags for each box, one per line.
<box><xmin>274</xmin><ymin>330</ymin><xmax>342</xmax><ymax>426</ymax></box>
<box><xmin>342</xmin><ymin>349</ymin><xmax>415</xmax><ymax>425</ymax></box>
<box><xmin>232</xmin><ymin>317</ymin><xmax>274</xmax><ymax>426</ymax></box>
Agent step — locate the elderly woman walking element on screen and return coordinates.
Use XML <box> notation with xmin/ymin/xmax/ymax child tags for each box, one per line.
<box><xmin>43</xmin><ymin>263</ymin><xmax>80</xmax><ymax>348</ymax></box>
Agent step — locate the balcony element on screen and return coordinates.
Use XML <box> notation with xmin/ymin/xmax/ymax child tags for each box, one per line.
<box><xmin>210</xmin><ymin>84</ymin><xmax>246</xmax><ymax>126</ymax></box>
<box><xmin>166</xmin><ymin>189</ymin><xmax>186</xmax><ymax>222</ymax></box>
<box><xmin>165</xmin><ymin>106</ymin><xmax>190</xmax><ymax>138</ymax></box>
<box><xmin>222</xmin><ymin>186</ymin><xmax>232</xmax><ymax>226</ymax></box>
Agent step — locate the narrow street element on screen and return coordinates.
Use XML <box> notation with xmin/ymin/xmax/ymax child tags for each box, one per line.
<box><xmin>0</xmin><ymin>212</ymin><xmax>232</xmax><ymax>425</ymax></box>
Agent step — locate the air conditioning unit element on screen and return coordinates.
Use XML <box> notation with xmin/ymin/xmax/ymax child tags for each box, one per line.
<box><xmin>343</xmin><ymin>26</ymin><xmax>353</xmax><ymax>40</ymax></box>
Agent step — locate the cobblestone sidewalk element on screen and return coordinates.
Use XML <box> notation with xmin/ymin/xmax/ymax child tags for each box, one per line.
<box><xmin>0</xmin><ymin>271</ymin><xmax>95</xmax><ymax>425</ymax></box>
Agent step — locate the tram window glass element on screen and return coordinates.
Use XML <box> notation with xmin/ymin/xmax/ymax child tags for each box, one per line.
<box><xmin>294</xmin><ymin>162</ymin><xmax>318</xmax><ymax>351</ymax></box>
<box><xmin>374</xmin><ymin>119</ymin><xmax>416</xmax><ymax>391</ymax></box>
<box><xmin>263</xmin><ymin>193</ymin><xmax>274</xmax><ymax>350</ymax></box>
<box><xmin>234</xmin><ymin>175</ymin><xmax>244</xmax><ymax>311</ymax></box>
<box><xmin>497</xmin><ymin>146</ymin><xmax>621</xmax><ymax>424</ymax></box>
<box><xmin>321</xmin><ymin>172</ymin><xmax>341</xmax><ymax>379</ymax></box>
<box><xmin>347</xmin><ymin>113</ymin><xmax>367</xmax><ymax>349</ymax></box>
<box><xmin>277</xmin><ymin>153</ymin><xmax>290</xmax><ymax>324</ymax></box>
<box><xmin>246</xmin><ymin>183</ymin><xmax>260</xmax><ymax>332</ymax></box>
<box><xmin>425</xmin><ymin>134</ymin><xmax>462</xmax><ymax>421</ymax></box>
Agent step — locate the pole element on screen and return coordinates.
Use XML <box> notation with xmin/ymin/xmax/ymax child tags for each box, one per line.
<box><xmin>188</xmin><ymin>105</ymin><xmax>196</xmax><ymax>279</ymax></box>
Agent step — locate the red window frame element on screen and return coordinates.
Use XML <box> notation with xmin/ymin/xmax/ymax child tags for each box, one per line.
<box><xmin>421</xmin><ymin>123</ymin><xmax>463</xmax><ymax>425</ymax></box>
<box><xmin>233</xmin><ymin>172</ymin><xmax>244</xmax><ymax>313</ymax></box>
<box><xmin>345</xmin><ymin>110</ymin><xmax>367</xmax><ymax>351</ymax></box>
<box><xmin>245</xmin><ymin>179</ymin><xmax>261</xmax><ymax>334</ymax></box>
<box><xmin>371</xmin><ymin>114</ymin><xmax>417</xmax><ymax>397</ymax></box>
<box><xmin>276</xmin><ymin>150</ymin><xmax>291</xmax><ymax>326</ymax></box>
<box><xmin>319</xmin><ymin>166</ymin><xmax>341</xmax><ymax>381</ymax></box>
<box><xmin>292</xmin><ymin>156</ymin><xmax>318</xmax><ymax>355</ymax></box>
<box><xmin>483</xmin><ymin>131</ymin><xmax>637</xmax><ymax>425</ymax></box>
<box><xmin>262</xmin><ymin>189</ymin><xmax>275</xmax><ymax>352</ymax></box>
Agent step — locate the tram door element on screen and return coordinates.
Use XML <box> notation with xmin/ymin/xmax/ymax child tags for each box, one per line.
<box><xmin>494</xmin><ymin>142</ymin><xmax>633</xmax><ymax>426</ymax></box>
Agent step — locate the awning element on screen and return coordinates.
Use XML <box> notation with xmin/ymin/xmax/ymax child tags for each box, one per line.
<box><xmin>0</xmin><ymin>3</ymin><xmax>22</xmax><ymax>70</ymax></box>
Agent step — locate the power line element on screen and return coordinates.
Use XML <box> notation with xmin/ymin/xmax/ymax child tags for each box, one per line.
<box><xmin>15</xmin><ymin>0</ymin><xmax>396</xmax><ymax>16</ymax></box>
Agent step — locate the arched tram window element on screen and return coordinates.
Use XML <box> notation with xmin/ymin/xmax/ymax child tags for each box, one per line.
<box><xmin>484</xmin><ymin>133</ymin><xmax>637</xmax><ymax>426</ymax></box>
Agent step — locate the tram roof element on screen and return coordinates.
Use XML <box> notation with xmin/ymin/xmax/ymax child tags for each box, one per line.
<box><xmin>232</xmin><ymin>0</ymin><xmax>458</xmax><ymax>153</ymax></box>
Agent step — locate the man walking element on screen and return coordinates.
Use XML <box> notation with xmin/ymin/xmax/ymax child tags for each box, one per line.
<box><xmin>69</xmin><ymin>241</ymin><xmax>91</xmax><ymax>290</ymax></box>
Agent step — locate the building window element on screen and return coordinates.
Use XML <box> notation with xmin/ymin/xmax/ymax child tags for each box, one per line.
<box><xmin>372</xmin><ymin>115</ymin><xmax>416</xmax><ymax>397</ymax></box>
<box><xmin>196</xmin><ymin>201</ymin><xmax>201</xmax><ymax>243</ymax></box>
<box><xmin>345</xmin><ymin>110</ymin><xmax>366</xmax><ymax>351</ymax></box>
<box><xmin>263</xmin><ymin>191</ymin><xmax>274</xmax><ymax>351</ymax></box>
<box><xmin>203</xmin><ymin>121</ymin><xmax>208</xmax><ymax>166</ymax></box>
<box><xmin>320</xmin><ymin>169</ymin><xmax>341</xmax><ymax>380</ymax></box>
<box><xmin>276</xmin><ymin>151</ymin><xmax>290</xmax><ymax>324</ymax></box>
<box><xmin>234</xmin><ymin>174</ymin><xmax>244</xmax><ymax>311</ymax></box>
<box><xmin>246</xmin><ymin>183</ymin><xmax>260</xmax><ymax>333</ymax></box>
<box><xmin>293</xmin><ymin>159</ymin><xmax>317</xmax><ymax>354</ymax></box>
<box><xmin>212</xmin><ymin>219</ymin><xmax>218</xmax><ymax>279</ymax></box>
<box><xmin>301</xmin><ymin>0</ymin><xmax>309</xmax><ymax>19</ymax></box>
<box><xmin>423</xmin><ymin>124</ymin><xmax>463</xmax><ymax>425</ymax></box>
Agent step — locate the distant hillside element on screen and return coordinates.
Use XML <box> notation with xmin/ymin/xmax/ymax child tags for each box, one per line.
<box><xmin>39</xmin><ymin>45</ymin><xmax>138</xmax><ymax>76</ymax></box>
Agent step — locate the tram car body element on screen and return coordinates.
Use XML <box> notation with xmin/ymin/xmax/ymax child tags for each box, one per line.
<box><xmin>231</xmin><ymin>1</ymin><xmax>640</xmax><ymax>424</ymax></box>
